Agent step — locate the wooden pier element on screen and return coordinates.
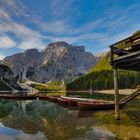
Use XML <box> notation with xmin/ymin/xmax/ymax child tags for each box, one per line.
<box><xmin>110</xmin><ymin>31</ymin><xmax>140</xmax><ymax>119</ymax></box>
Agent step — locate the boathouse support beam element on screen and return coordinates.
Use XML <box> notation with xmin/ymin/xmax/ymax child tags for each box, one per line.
<box><xmin>114</xmin><ymin>69</ymin><xmax>120</xmax><ymax>120</ymax></box>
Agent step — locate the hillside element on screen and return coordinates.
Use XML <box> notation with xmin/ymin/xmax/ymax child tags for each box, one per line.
<box><xmin>66</xmin><ymin>52</ymin><xmax>140</xmax><ymax>90</ymax></box>
<box><xmin>89</xmin><ymin>52</ymin><xmax>112</xmax><ymax>72</ymax></box>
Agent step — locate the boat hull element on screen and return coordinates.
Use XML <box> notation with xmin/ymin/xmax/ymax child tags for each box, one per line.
<box><xmin>57</xmin><ymin>97</ymin><xmax>69</xmax><ymax>105</ymax></box>
<box><xmin>38</xmin><ymin>96</ymin><xmax>49</xmax><ymax>100</ymax></box>
<box><xmin>77</xmin><ymin>102</ymin><xmax>124</xmax><ymax>110</ymax></box>
<box><xmin>67</xmin><ymin>100</ymin><xmax>77</xmax><ymax>106</ymax></box>
<box><xmin>60</xmin><ymin>96</ymin><xmax>106</xmax><ymax>107</ymax></box>
<box><xmin>60</xmin><ymin>96</ymin><xmax>81</xmax><ymax>106</ymax></box>
<box><xmin>49</xmin><ymin>97</ymin><xmax>59</xmax><ymax>103</ymax></box>
<box><xmin>0</xmin><ymin>94</ymin><xmax>37</xmax><ymax>100</ymax></box>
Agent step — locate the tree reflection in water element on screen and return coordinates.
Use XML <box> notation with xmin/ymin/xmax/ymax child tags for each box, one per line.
<box><xmin>0</xmin><ymin>99</ymin><xmax>116</xmax><ymax>140</ymax></box>
<box><xmin>0</xmin><ymin>99</ymin><xmax>139</xmax><ymax>140</ymax></box>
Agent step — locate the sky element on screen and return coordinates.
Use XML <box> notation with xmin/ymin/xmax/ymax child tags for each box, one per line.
<box><xmin>0</xmin><ymin>0</ymin><xmax>140</xmax><ymax>59</ymax></box>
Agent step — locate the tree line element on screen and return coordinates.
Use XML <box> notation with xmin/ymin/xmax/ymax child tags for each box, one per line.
<box><xmin>66</xmin><ymin>53</ymin><xmax>140</xmax><ymax>90</ymax></box>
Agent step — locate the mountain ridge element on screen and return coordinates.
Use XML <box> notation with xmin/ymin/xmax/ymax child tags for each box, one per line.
<box><xmin>1</xmin><ymin>41</ymin><xmax>101</xmax><ymax>83</ymax></box>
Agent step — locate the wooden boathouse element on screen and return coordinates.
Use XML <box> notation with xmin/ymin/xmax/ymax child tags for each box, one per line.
<box><xmin>110</xmin><ymin>31</ymin><xmax>140</xmax><ymax>119</ymax></box>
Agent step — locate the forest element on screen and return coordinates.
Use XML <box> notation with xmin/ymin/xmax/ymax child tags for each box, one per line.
<box><xmin>66</xmin><ymin>53</ymin><xmax>140</xmax><ymax>90</ymax></box>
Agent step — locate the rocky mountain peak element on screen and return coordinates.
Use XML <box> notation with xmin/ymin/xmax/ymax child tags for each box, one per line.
<box><xmin>47</xmin><ymin>41</ymin><xmax>71</xmax><ymax>48</ymax></box>
<box><xmin>1</xmin><ymin>41</ymin><xmax>102</xmax><ymax>83</ymax></box>
<box><xmin>94</xmin><ymin>52</ymin><xmax>106</xmax><ymax>58</ymax></box>
<box><xmin>23</xmin><ymin>48</ymin><xmax>40</xmax><ymax>59</ymax></box>
<box><xmin>73</xmin><ymin>46</ymin><xmax>85</xmax><ymax>52</ymax></box>
<box><xmin>24</xmin><ymin>48</ymin><xmax>39</xmax><ymax>55</ymax></box>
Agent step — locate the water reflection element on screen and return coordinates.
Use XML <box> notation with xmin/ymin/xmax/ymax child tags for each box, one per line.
<box><xmin>0</xmin><ymin>99</ymin><xmax>117</xmax><ymax>140</ymax></box>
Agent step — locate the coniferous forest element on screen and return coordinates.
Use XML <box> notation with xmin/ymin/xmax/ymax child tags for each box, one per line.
<box><xmin>66</xmin><ymin>53</ymin><xmax>140</xmax><ymax>90</ymax></box>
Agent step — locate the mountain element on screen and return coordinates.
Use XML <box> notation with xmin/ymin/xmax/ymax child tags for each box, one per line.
<box><xmin>94</xmin><ymin>52</ymin><xmax>106</xmax><ymax>61</ymax></box>
<box><xmin>1</xmin><ymin>41</ymin><xmax>100</xmax><ymax>83</ymax></box>
<box><xmin>66</xmin><ymin>52</ymin><xmax>140</xmax><ymax>90</ymax></box>
<box><xmin>0</xmin><ymin>64</ymin><xmax>23</xmax><ymax>91</ymax></box>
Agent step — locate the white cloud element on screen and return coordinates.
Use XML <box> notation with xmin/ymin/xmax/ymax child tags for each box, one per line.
<box><xmin>0</xmin><ymin>8</ymin><xmax>10</xmax><ymax>19</ymax></box>
<box><xmin>69</xmin><ymin>20</ymin><xmax>103</xmax><ymax>35</ymax></box>
<box><xmin>0</xmin><ymin>35</ymin><xmax>16</xmax><ymax>49</ymax></box>
<box><xmin>41</xmin><ymin>19</ymin><xmax>102</xmax><ymax>35</ymax></box>
<box><xmin>18</xmin><ymin>38</ymin><xmax>45</xmax><ymax>50</ymax></box>
<box><xmin>0</xmin><ymin>19</ymin><xmax>43</xmax><ymax>39</ymax></box>
<box><xmin>49</xmin><ymin>0</ymin><xmax>75</xmax><ymax>18</ymax></box>
<box><xmin>0</xmin><ymin>20</ymin><xmax>45</xmax><ymax>50</ymax></box>
<box><xmin>0</xmin><ymin>0</ymin><xmax>140</xmax><ymax>54</ymax></box>
<box><xmin>0</xmin><ymin>6</ymin><xmax>45</xmax><ymax>50</ymax></box>
<box><xmin>42</xmin><ymin>20</ymin><xmax>70</xmax><ymax>34</ymax></box>
<box><xmin>0</xmin><ymin>0</ymin><xmax>28</xmax><ymax>18</ymax></box>
<box><xmin>46</xmin><ymin>32</ymin><xmax>108</xmax><ymax>45</ymax></box>
<box><xmin>0</xmin><ymin>54</ymin><xmax>5</xmax><ymax>60</ymax></box>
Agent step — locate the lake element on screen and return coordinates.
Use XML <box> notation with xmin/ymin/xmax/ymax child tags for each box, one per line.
<box><xmin>0</xmin><ymin>93</ymin><xmax>140</xmax><ymax>140</ymax></box>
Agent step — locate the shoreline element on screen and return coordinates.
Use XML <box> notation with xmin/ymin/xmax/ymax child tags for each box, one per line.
<box><xmin>94</xmin><ymin>89</ymin><xmax>134</xmax><ymax>95</ymax></box>
<box><xmin>0</xmin><ymin>88</ymin><xmax>135</xmax><ymax>95</ymax></box>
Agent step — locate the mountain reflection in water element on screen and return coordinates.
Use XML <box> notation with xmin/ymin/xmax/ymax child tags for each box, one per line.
<box><xmin>0</xmin><ymin>99</ymin><xmax>116</xmax><ymax>140</ymax></box>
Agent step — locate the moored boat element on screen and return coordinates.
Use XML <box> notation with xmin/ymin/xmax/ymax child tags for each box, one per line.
<box><xmin>47</xmin><ymin>95</ymin><xmax>60</xmax><ymax>103</ymax></box>
<box><xmin>57</xmin><ymin>97</ymin><xmax>69</xmax><ymax>105</ymax></box>
<box><xmin>77</xmin><ymin>101</ymin><xmax>125</xmax><ymax>110</ymax></box>
<box><xmin>0</xmin><ymin>94</ymin><xmax>37</xmax><ymax>100</ymax></box>
<box><xmin>38</xmin><ymin>96</ymin><xmax>49</xmax><ymax>100</ymax></box>
<box><xmin>60</xmin><ymin>96</ymin><xmax>78</xmax><ymax>106</ymax></box>
<box><xmin>60</xmin><ymin>96</ymin><xmax>104</xmax><ymax>106</ymax></box>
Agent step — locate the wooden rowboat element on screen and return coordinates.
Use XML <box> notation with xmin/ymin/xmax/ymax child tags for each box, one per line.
<box><xmin>0</xmin><ymin>94</ymin><xmax>37</xmax><ymax>100</ymax></box>
<box><xmin>60</xmin><ymin>96</ymin><xmax>83</xmax><ymax>106</ymax></box>
<box><xmin>38</xmin><ymin>96</ymin><xmax>49</xmax><ymax>100</ymax></box>
<box><xmin>60</xmin><ymin>96</ymin><xmax>104</xmax><ymax>106</ymax></box>
<box><xmin>60</xmin><ymin>96</ymin><xmax>77</xmax><ymax>106</ymax></box>
<box><xmin>57</xmin><ymin>97</ymin><xmax>69</xmax><ymax>105</ymax></box>
<box><xmin>77</xmin><ymin>101</ymin><xmax>125</xmax><ymax>110</ymax></box>
<box><xmin>47</xmin><ymin>96</ymin><xmax>60</xmax><ymax>103</ymax></box>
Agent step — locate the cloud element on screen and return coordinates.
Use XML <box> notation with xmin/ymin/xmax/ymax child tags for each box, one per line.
<box><xmin>41</xmin><ymin>20</ymin><xmax>71</xmax><ymax>34</ymax></box>
<box><xmin>0</xmin><ymin>54</ymin><xmax>5</xmax><ymax>60</ymax></box>
<box><xmin>0</xmin><ymin>0</ymin><xmax>41</xmax><ymax>28</ymax></box>
<box><xmin>18</xmin><ymin>38</ymin><xmax>45</xmax><ymax>50</ymax></box>
<box><xmin>0</xmin><ymin>0</ymin><xmax>29</xmax><ymax>18</ymax></box>
<box><xmin>0</xmin><ymin>17</ymin><xmax>43</xmax><ymax>39</ymax></box>
<box><xmin>0</xmin><ymin>8</ymin><xmax>10</xmax><ymax>19</ymax></box>
<box><xmin>0</xmin><ymin>3</ymin><xmax>107</xmax><ymax>51</ymax></box>
<box><xmin>41</xmin><ymin>19</ymin><xmax>102</xmax><ymax>35</ymax></box>
<box><xmin>0</xmin><ymin>0</ymin><xmax>140</xmax><ymax>55</ymax></box>
<box><xmin>46</xmin><ymin>32</ymin><xmax>108</xmax><ymax>45</ymax></box>
<box><xmin>49</xmin><ymin>0</ymin><xmax>75</xmax><ymax>19</ymax></box>
<box><xmin>40</xmin><ymin>3</ymin><xmax>140</xmax><ymax>38</ymax></box>
<box><xmin>0</xmin><ymin>35</ymin><xmax>16</xmax><ymax>49</ymax></box>
<box><xmin>0</xmin><ymin>5</ymin><xmax>45</xmax><ymax>50</ymax></box>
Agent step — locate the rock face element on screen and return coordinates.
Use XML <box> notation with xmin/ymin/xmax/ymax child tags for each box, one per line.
<box><xmin>2</xmin><ymin>41</ymin><xmax>100</xmax><ymax>83</ymax></box>
<box><xmin>0</xmin><ymin>64</ymin><xmax>22</xmax><ymax>90</ymax></box>
<box><xmin>0</xmin><ymin>64</ymin><xmax>13</xmax><ymax>79</ymax></box>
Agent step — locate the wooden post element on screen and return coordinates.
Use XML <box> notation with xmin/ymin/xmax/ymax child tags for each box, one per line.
<box><xmin>114</xmin><ymin>69</ymin><xmax>120</xmax><ymax>120</ymax></box>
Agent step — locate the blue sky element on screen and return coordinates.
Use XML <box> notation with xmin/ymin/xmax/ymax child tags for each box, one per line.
<box><xmin>0</xmin><ymin>0</ymin><xmax>140</xmax><ymax>59</ymax></box>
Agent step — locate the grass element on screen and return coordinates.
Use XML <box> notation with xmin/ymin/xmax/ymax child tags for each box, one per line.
<box><xmin>30</xmin><ymin>81</ymin><xmax>66</xmax><ymax>92</ymax></box>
